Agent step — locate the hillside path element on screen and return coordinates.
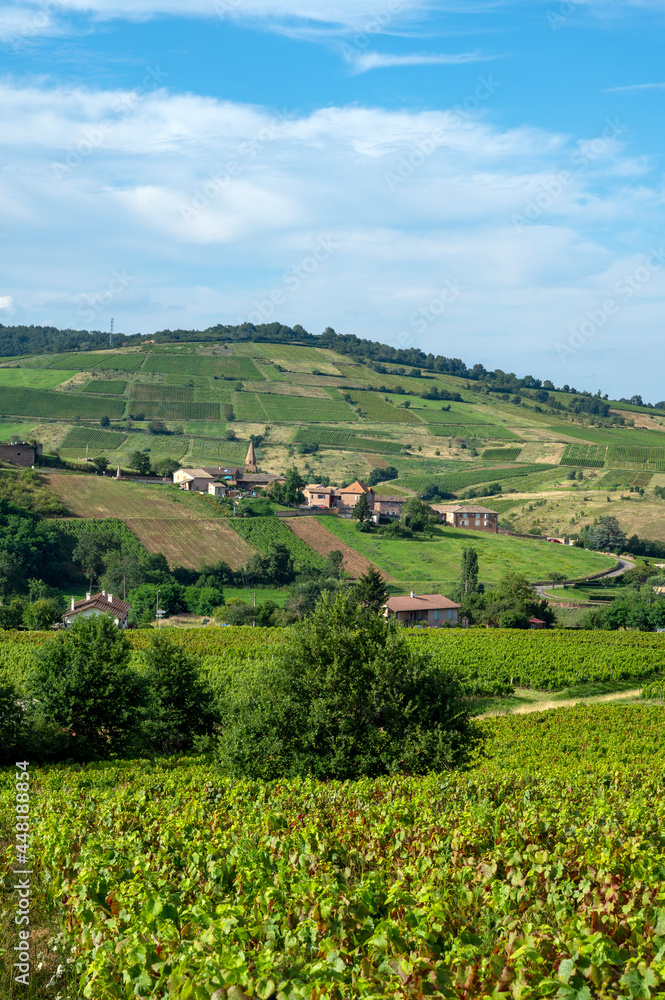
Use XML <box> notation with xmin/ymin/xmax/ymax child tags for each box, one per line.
<box><xmin>479</xmin><ymin>687</ymin><xmax>642</xmax><ymax>719</ymax></box>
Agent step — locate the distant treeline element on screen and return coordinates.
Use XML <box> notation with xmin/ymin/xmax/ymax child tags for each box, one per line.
<box><xmin>1</xmin><ymin>320</ymin><xmax>663</xmax><ymax>407</ymax></box>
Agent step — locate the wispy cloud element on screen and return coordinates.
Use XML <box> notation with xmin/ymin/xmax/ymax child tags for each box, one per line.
<box><xmin>602</xmin><ymin>82</ymin><xmax>665</xmax><ymax>92</ymax></box>
<box><xmin>345</xmin><ymin>50</ymin><xmax>491</xmax><ymax>74</ymax></box>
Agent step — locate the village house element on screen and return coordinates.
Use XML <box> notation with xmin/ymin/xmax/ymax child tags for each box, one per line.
<box><xmin>304</xmin><ymin>480</ymin><xmax>386</xmax><ymax>514</ymax></box>
<box><xmin>431</xmin><ymin>503</ymin><xmax>499</xmax><ymax>533</ymax></box>
<box><xmin>208</xmin><ymin>481</ymin><xmax>227</xmax><ymax>497</ymax></box>
<box><xmin>373</xmin><ymin>496</ymin><xmax>406</xmax><ymax>519</ymax></box>
<box><xmin>384</xmin><ymin>592</ymin><xmax>460</xmax><ymax>628</ymax></box>
<box><xmin>173</xmin><ymin>468</ymin><xmax>215</xmax><ymax>492</ymax></box>
<box><xmin>63</xmin><ymin>591</ymin><xmax>131</xmax><ymax>629</ymax></box>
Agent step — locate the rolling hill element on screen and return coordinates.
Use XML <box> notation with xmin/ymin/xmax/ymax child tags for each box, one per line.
<box><xmin>0</xmin><ymin>329</ymin><xmax>663</xmax><ymax>578</ymax></box>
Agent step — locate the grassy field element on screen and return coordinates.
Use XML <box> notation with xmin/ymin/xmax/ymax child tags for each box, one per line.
<box><xmin>315</xmin><ymin>516</ymin><xmax>615</xmax><ymax>587</ymax></box>
<box><xmin>0</xmin><ymin>368</ymin><xmax>78</xmax><ymax>389</ymax></box>
<box><xmin>0</xmin><ymin>385</ymin><xmax>125</xmax><ymax>419</ymax></box>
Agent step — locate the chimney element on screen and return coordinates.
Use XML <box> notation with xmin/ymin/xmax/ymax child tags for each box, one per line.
<box><xmin>410</xmin><ymin>591</ymin><xmax>417</xmax><ymax>598</ymax></box>
<box><xmin>70</xmin><ymin>597</ymin><xmax>75</xmax><ymax>611</ymax></box>
<box><xmin>108</xmin><ymin>593</ymin><xmax>113</xmax><ymax>603</ymax></box>
<box><xmin>102</xmin><ymin>590</ymin><xmax>106</xmax><ymax>596</ymax></box>
<box><xmin>86</xmin><ymin>591</ymin><xmax>91</xmax><ymax>600</ymax></box>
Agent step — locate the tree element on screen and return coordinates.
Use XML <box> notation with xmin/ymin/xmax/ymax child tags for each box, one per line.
<box><xmin>401</xmin><ymin>498</ymin><xmax>434</xmax><ymax>532</ymax></box>
<box><xmin>23</xmin><ymin>596</ymin><xmax>64</xmax><ymax>631</ymax></box>
<box><xmin>28</xmin><ymin>615</ymin><xmax>144</xmax><ymax>759</ymax></box>
<box><xmin>352</xmin><ymin>493</ymin><xmax>372</xmax><ymax>524</ymax></box>
<box><xmin>129</xmin><ymin>451</ymin><xmax>152</xmax><ymax>476</ymax></box>
<box><xmin>127</xmin><ymin>582</ymin><xmax>185</xmax><ymax>626</ymax></box>
<box><xmin>366</xmin><ymin>466</ymin><xmax>398</xmax><ymax>487</ymax></box>
<box><xmin>72</xmin><ymin>524</ymin><xmax>122</xmax><ymax>587</ymax></box>
<box><xmin>142</xmin><ymin>633</ymin><xmax>216</xmax><ymax>752</ymax></box>
<box><xmin>93</xmin><ymin>456</ymin><xmax>109</xmax><ymax>475</ymax></box>
<box><xmin>148</xmin><ymin>420</ymin><xmax>169</xmax><ymax>435</ymax></box>
<box><xmin>460</xmin><ymin>548</ymin><xmax>479</xmax><ymax>596</ymax></box>
<box><xmin>325</xmin><ymin>550</ymin><xmax>345</xmax><ymax>578</ymax></box>
<box><xmin>271</xmin><ymin>467</ymin><xmax>306</xmax><ymax>507</ymax></box>
<box><xmin>99</xmin><ymin>416</ymin><xmax>110</xmax><ymax>429</ymax></box>
<box><xmin>584</xmin><ymin>516</ymin><xmax>627</xmax><ymax>553</ymax></box>
<box><xmin>354</xmin><ymin>566</ymin><xmax>388</xmax><ymax>612</ymax></box>
<box><xmin>246</xmin><ymin>544</ymin><xmax>295</xmax><ymax>585</ymax></box>
<box><xmin>153</xmin><ymin>457</ymin><xmax>181</xmax><ymax>477</ymax></box>
<box><xmin>100</xmin><ymin>551</ymin><xmax>146</xmax><ymax>596</ymax></box>
<box><xmin>215</xmin><ymin>590</ymin><xmax>479</xmax><ymax>781</ymax></box>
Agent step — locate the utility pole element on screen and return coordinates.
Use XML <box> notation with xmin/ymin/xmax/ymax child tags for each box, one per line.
<box><xmin>109</xmin><ymin>317</ymin><xmax>114</xmax><ymax>349</ymax></box>
<box><xmin>123</xmin><ymin>574</ymin><xmax>126</xmax><ymax>601</ymax></box>
<box><xmin>253</xmin><ymin>591</ymin><xmax>256</xmax><ymax>628</ymax></box>
<box><xmin>156</xmin><ymin>589</ymin><xmax>160</xmax><ymax>629</ymax></box>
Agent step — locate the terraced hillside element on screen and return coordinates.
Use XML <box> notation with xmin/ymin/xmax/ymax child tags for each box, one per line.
<box><xmin>0</xmin><ymin>335</ymin><xmax>663</xmax><ymax>544</ymax></box>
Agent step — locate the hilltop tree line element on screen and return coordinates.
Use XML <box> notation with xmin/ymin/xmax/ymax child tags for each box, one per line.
<box><xmin>2</xmin><ymin>320</ymin><xmax>663</xmax><ymax>407</ymax></box>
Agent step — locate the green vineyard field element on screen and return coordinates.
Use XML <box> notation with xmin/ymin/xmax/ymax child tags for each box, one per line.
<box><xmin>560</xmin><ymin>443</ymin><xmax>607</xmax><ymax>467</ymax></box>
<box><xmin>346</xmin><ymin>391</ymin><xmax>422</xmax><ymax>424</ymax></box>
<box><xmin>227</xmin><ymin>516</ymin><xmax>327</xmax><ymax>571</ymax></box>
<box><xmin>399</xmin><ymin>463</ymin><xmax>556</xmax><ymax>494</ymax></box>
<box><xmin>131</xmin><ymin>384</ymin><xmax>194</xmax><ymax>402</ymax></box>
<box><xmin>128</xmin><ymin>400</ymin><xmax>220</xmax><ymax>421</ymax></box>
<box><xmin>94</xmin><ymin>353</ymin><xmax>147</xmax><ymax>372</ymax></box>
<box><xmin>291</xmin><ymin>427</ymin><xmax>403</xmax><ymax>454</ymax></box>
<box><xmin>60</xmin><ymin>427</ymin><xmax>127</xmax><ymax>450</ymax></box>
<box><xmin>480</xmin><ymin>447</ymin><xmax>523</xmax><ymax>462</ymax></box>
<box><xmin>2</xmin><ymin>705</ymin><xmax>664</xmax><ymax>998</ymax></box>
<box><xmin>0</xmin><ymin>385</ymin><xmax>125</xmax><ymax>419</ymax></box>
<box><xmin>142</xmin><ymin>354</ymin><xmax>264</xmax><ymax>380</ymax></box>
<box><xmin>83</xmin><ymin>380</ymin><xmax>127</xmax><ymax>394</ymax></box>
<box><xmin>258</xmin><ymin>394</ymin><xmax>356</xmax><ymax>423</ymax></box>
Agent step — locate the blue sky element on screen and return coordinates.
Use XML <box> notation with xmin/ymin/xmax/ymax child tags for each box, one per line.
<box><xmin>1</xmin><ymin>0</ymin><xmax>665</xmax><ymax>399</ymax></box>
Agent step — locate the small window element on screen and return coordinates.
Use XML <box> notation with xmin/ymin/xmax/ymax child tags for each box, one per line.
<box><xmin>447</xmin><ymin>609</ymin><xmax>453</xmax><ymax>620</ymax></box>
<box><xmin>433</xmin><ymin>609</ymin><xmax>439</xmax><ymax>620</ymax></box>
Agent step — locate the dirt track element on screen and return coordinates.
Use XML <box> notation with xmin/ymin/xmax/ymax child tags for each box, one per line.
<box><xmin>283</xmin><ymin>517</ymin><xmax>395</xmax><ymax>580</ymax></box>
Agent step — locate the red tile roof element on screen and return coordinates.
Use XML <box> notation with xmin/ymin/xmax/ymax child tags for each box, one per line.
<box><xmin>385</xmin><ymin>593</ymin><xmax>460</xmax><ymax>612</ymax></box>
<box><xmin>63</xmin><ymin>592</ymin><xmax>131</xmax><ymax>622</ymax></box>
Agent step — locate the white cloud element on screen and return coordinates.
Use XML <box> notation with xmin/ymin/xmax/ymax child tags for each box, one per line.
<box><xmin>0</xmin><ymin>80</ymin><xmax>663</xmax><ymax>396</ymax></box>
<box><xmin>602</xmin><ymin>82</ymin><xmax>665</xmax><ymax>92</ymax></box>
<box><xmin>0</xmin><ymin>296</ymin><xmax>14</xmax><ymax>309</ymax></box>
<box><xmin>344</xmin><ymin>50</ymin><xmax>491</xmax><ymax>74</ymax></box>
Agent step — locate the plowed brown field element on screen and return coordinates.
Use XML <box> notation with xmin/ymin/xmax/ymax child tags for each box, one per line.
<box><xmin>283</xmin><ymin>516</ymin><xmax>395</xmax><ymax>580</ymax></box>
<box><xmin>42</xmin><ymin>473</ymin><xmax>257</xmax><ymax>569</ymax></box>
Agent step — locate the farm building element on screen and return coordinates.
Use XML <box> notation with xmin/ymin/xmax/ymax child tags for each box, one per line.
<box><xmin>529</xmin><ymin>617</ymin><xmax>546</xmax><ymax>629</ymax></box>
<box><xmin>208</xmin><ymin>481</ymin><xmax>227</xmax><ymax>497</ymax></box>
<box><xmin>384</xmin><ymin>592</ymin><xmax>460</xmax><ymax>628</ymax></box>
<box><xmin>431</xmin><ymin>503</ymin><xmax>499</xmax><ymax>533</ymax></box>
<box><xmin>0</xmin><ymin>442</ymin><xmax>42</xmax><ymax>467</ymax></box>
<box><xmin>173</xmin><ymin>468</ymin><xmax>215</xmax><ymax>491</ymax></box>
<box><xmin>63</xmin><ymin>591</ymin><xmax>131</xmax><ymax>629</ymax></box>
<box><xmin>373</xmin><ymin>496</ymin><xmax>406</xmax><ymax>518</ymax></box>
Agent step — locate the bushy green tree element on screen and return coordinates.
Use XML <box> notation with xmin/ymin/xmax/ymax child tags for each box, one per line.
<box><xmin>215</xmin><ymin>590</ymin><xmax>479</xmax><ymax>781</ymax></box>
<box><xmin>271</xmin><ymin>467</ymin><xmax>306</xmax><ymax>506</ymax></box>
<box><xmin>354</xmin><ymin>566</ymin><xmax>388</xmax><ymax>612</ymax></box>
<box><xmin>129</xmin><ymin>451</ymin><xmax>152</xmax><ymax>476</ymax></box>
<box><xmin>142</xmin><ymin>633</ymin><xmax>216</xmax><ymax>752</ymax></box>
<box><xmin>72</xmin><ymin>524</ymin><xmax>122</xmax><ymax>587</ymax></box>
<box><xmin>401</xmin><ymin>497</ymin><xmax>434</xmax><ymax>531</ymax></box>
<box><xmin>127</xmin><ymin>581</ymin><xmax>184</xmax><ymax>625</ymax></box>
<box><xmin>28</xmin><ymin>615</ymin><xmax>144</xmax><ymax>759</ymax></box>
<box><xmin>22</xmin><ymin>596</ymin><xmax>63</xmax><ymax>630</ymax></box>
<box><xmin>583</xmin><ymin>516</ymin><xmax>627</xmax><ymax>553</ymax></box>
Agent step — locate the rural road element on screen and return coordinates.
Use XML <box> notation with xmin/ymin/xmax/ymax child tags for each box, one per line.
<box><xmin>535</xmin><ymin>556</ymin><xmax>636</xmax><ymax>599</ymax></box>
